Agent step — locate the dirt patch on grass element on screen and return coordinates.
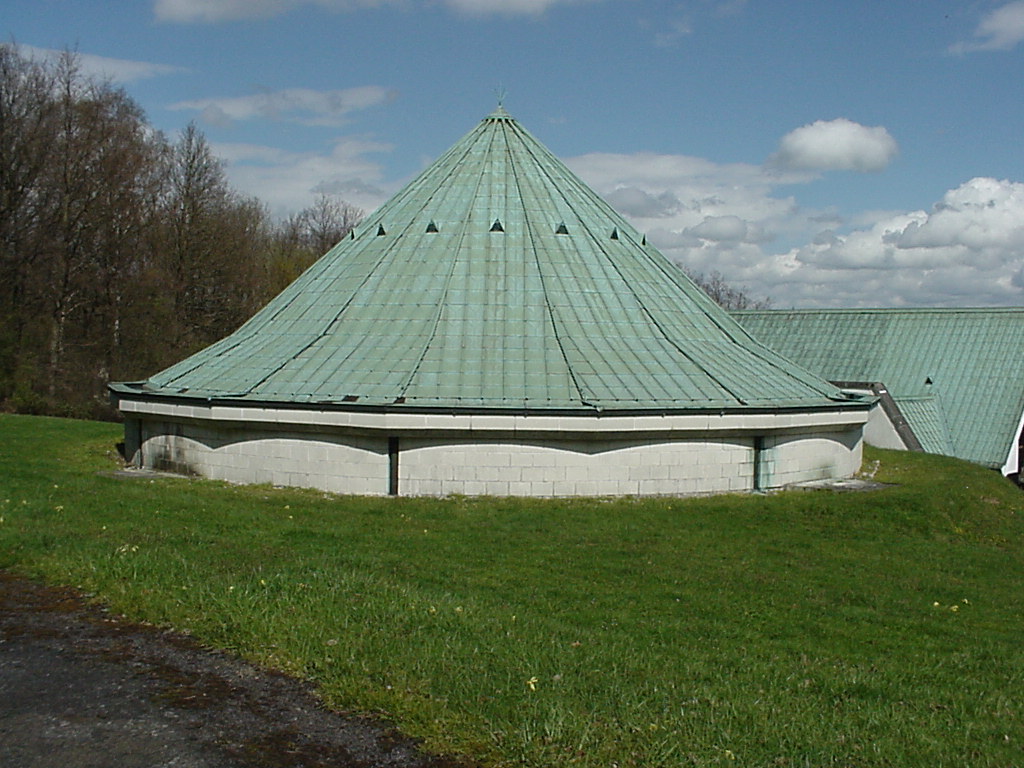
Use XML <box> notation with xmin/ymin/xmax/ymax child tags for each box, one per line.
<box><xmin>0</xmin><ymin>571</ymin><xmax>475</xmax><ymax>768</ymax></box>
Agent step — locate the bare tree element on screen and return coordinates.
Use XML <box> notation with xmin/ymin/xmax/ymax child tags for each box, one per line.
<box><xmin>298</xmin><ymin>194</ymin><xmax>363</xmax><ymax>254</ymax></box>
<box><xmin>0</xmin><ymin>45</ymin><xmax>359</xmax><ymax>417</ymax></box>
<box><xmin>0</xmin><ymin>45</ymin><xmax>58</xmax><ymax>404</ymax></box>
<box><xmin>683</xmin><ymin>268</ymin><xmax>773</xmax><ymax>311</ymax></box>
<box><xmin>263</xmin><ymin>195</ymin><xmax>363</xmax><ymax>298</ymax></box>
<box><xmin>44</xmin><ymin>52</ymin><xmax>168</xmax><ymax>406</ymax></box>
<box><xmin>0</xmin><ymin>46</ymin><xmax>166</xmax><ymax>412</ymax></box>
<box><xmin>160</xmin><ymin>123</ymin><xmax>270</xmax><ymax>350</ymax></box>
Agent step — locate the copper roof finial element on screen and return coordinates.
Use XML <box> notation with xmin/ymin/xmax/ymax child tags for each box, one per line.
<box><xmin>488</xmin><ymin>87</ymin><xmax>511</xmax><ymax>119</ymax></box>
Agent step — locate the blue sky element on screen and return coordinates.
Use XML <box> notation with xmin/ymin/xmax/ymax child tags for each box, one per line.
<box><xmin>7</xmin><ymin>0</ymin><xmax>1024</xmax><ymax>307</ymax></box>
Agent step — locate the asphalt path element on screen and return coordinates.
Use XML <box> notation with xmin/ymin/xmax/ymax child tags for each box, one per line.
<box><xmin>0</xmin><ymin>571</ymin><xmax>473</xmax><ymax>768</ymax></box>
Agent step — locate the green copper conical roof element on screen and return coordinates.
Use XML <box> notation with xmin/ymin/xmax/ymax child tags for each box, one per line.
<box><xmin>118</xmin><ymin>108</ymin><xmax>852</xmax><ymax>412</ymax></box>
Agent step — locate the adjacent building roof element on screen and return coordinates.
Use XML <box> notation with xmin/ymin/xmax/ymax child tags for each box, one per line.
<box><xmin>113</xmin><ymin>108</ymin><xmax>855</xmax><ymax>414</ymax></box>
<box><xmin>734</xmin><ymin>308</ymin><xmax>1024</xmax><ymax>468</ymax></box>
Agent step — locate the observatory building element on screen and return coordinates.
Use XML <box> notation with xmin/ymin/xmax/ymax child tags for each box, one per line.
<box><xmin>110</xmin><ymin>108</ymin><xmax>869</xmax><ymax>496</ymax></box>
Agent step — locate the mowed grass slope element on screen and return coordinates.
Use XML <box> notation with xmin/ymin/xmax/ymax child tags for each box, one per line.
<box><xmin>1</xmin><ymin>413</ymin><xmax>1022</xmax><ymax>767</ymax></box>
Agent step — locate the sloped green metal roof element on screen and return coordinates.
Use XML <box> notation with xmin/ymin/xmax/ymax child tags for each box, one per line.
<box><xmin>734</xmin><ymin>308</ymin><xmax>1024</xmax><ymax>468</ymax></box>
<box><xmin>114</xmin><ymin>109</ymin><xmax>854</xmax><ymax>413</ymax></box>
<box><xmin>892</xmin><ymin>395</ymin><xmax>953</xmax><ymax>456</ymax></box>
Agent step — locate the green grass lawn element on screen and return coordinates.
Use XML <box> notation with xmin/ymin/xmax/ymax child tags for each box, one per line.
<box><xmin>2</xmin><ymin>413</ymin><xmax>1023</xmax><ymax>767</ymax></box>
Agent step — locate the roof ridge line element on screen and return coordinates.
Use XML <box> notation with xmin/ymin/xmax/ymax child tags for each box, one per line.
<box><xmin>505</xmin><ymin>119</ymin><xmax>595</xmax><ymax>407</ymax></box>
<box><xmin>514</xmin><ymin>122</ymin><xmax>750</xmax><ymax>405</ymax></box>
<box><xmin>394</xmin><ymin>121</ymin><xmax>499</xmax><ymax>400</ymax></box>
<box><xmin>236</xmin><ymin>231</ymin><xmax>404</xmax><ymax>397</ymax></box>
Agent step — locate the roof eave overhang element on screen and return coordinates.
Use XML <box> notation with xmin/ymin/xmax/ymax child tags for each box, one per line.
<box><xmin>110</xmin><ymin>384</ymin><xmax>872</xmax><ymax>438</ymax></box>
<box><xmin>109</xmin><ymin>382</ymin><xmax>871</xmax><ymax>419</ymax></box>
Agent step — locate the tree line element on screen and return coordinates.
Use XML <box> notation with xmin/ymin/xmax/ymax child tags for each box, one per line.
<box><xmin>0</xmin><ymin>46</ymin><xmax>362</xmax><ymax>419</ymax></box>
<box><xmin>1</xmin><ymin>45</ymin><xmax>770</xmax><ymax>421</ymax></box>
<box><xmin>682</xmin><ymin>269</ymin><xmax>772</xmax><ymax>312</ymax></box>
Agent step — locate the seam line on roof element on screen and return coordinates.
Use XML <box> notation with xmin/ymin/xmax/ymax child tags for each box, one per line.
<box><xmin>505</xmin><ymin>119</ymin><xmax>594</xmax><ymax>407</ymax></box>
<box><xmin>514</xmin><ymin>120</ymin><xmax>749</xmax><ymax>406</ymax></box>
<box><xmin>519</xmin><ymin>169</ymin><xmax>669</xmax><ymax>397</ymax></box>
<box><xmin>545</xmin><ymin>169</ymin><xmax>708</xmax><ymax>398</ymax></box>
<box><xmin>235</xmin><ymin>235</ymin><xmax>409</xmax><ymax>397</ymax></box>
<box><xmin>228</xmin><ymin>123</ymin><xmax>492</xmax><ymax>399</ymax></box>
<box><xmin>150</xmin><ymin>238</ymin><xmax>355</xmax><ymax>388</ymax></box>
<box><xmin>394</xmin><ymin>125</ymin><xmax>495</xmax><ymax>400</ymax></box>
<box><xmin>605</xmin><ymin>209</ymin><xmax>840</xmax><ymax>400</ymax></box>
<box><xmin>510</xmin><ymin>127</ymin><xmax>634</xmax><ymax>398</ymax></box>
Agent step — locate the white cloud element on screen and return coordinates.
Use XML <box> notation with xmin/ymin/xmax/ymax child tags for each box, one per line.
<box><xmin>779</xmin><ymin>178</ymin><xmax>1024</xmax><ymax>306</ymax></box>
<box><xmin>155</xmin><ymin>0</ymin><xmax>305</xmax><ymax>22</ymax></box>
<box><xmin>569</xmin><ymin>150</ymin><xmax>811</xmax><ymax>300</ymax></box>
<box><xmin>653</xmin><ymin>18</ymin><xmax>693</xmax><ymax>47</ymax></box>
<box><xmin>950</xmin><ymin>1</ymin><xmax>1024</xmax><ymax>53</ymax></box>
<box><xmin>686</xmin><ymin>215</ymin><xmax>754</xmax><ymax>244</ymax></box>
<box><xmin>896</xmin><ymin>177</ymin><xmax>1024</xmax><ymax>251</ymax></box>
<box><xmin>214</xmin><ymin>136</ymin><xmax>394</xmax><ymax>217</ymax></box>
<box><xmin>771</xmin><ymin>118</ymin><xmax>897</xmax><ymax>173</ymax></box>
<box><xmin>604</xmin><ymin>186</ymin><xmax>682</xmax><ymax>218</ymax></box>
<box><xmin>569</xmin><ymin>151</ymin><xmax>802</xmax><ymax>238</ymax></box>
<box><xmin>153</xmin><ymin>0</ymin><xmax>591</xmax><ymax>22</ymax></box>
<box><xmin>170</xmin><ymin>86</ymin><xmax>396</xmax><ymax>127</ymax></box>
<box><xmin>569</xmin><ymin>143</ymin><xmax>1024</xmax><ymax>308</ymax></box>
<box><xmin>444</xmin><ymin>0</ymin><xmax>594</xmax><ymax>14</ymax></box>
<box><xmin>17</xmin><ymin>45</ymin><xmax>184</xmax><ymax>83</ymax></box>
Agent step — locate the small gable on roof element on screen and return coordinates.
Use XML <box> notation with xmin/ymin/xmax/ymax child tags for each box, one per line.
<box><xmin>894</xmin><ymin>394</ymin><xmax>953</xmax><ymax>457</ymax></box>
<box><xmin>733</xmin><ymin>308</ymin><xmax>1024</xmax><ymax>470</ymax></box>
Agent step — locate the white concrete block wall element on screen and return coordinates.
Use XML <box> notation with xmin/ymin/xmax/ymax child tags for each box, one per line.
<box><xmin>131</xmin><ymin>413</ymin><xmax>863</xmax><ymax>498</ymax></box>
<box><xmin>137</xmin><ymin>420</ymin><xmax>389</xmax><ymax>495</ymax></box>
<box><xmin>398</xmin><ymin>437</ymin><xmax>756</xmax><ymax>497</ymax></box>
<box><xmin>862</xmin><ymin>402</ymin><xmax>911</xmax><ymax>451</ymax></box>
<box><xmin>765</xmin><ymin>428</ymin><xmax>863</xmax><ymax>487</ymax></box>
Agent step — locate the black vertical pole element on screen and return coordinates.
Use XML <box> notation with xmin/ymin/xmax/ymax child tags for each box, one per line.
<box><xmin>752</xmin><ymin>435</ymin><xmax>764</xmax><ymax>491</ymax></box>
<box><xmin>388</xmin><ymin>437</ymin><xmax>400</xmax><ymax>496</ymax></box>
